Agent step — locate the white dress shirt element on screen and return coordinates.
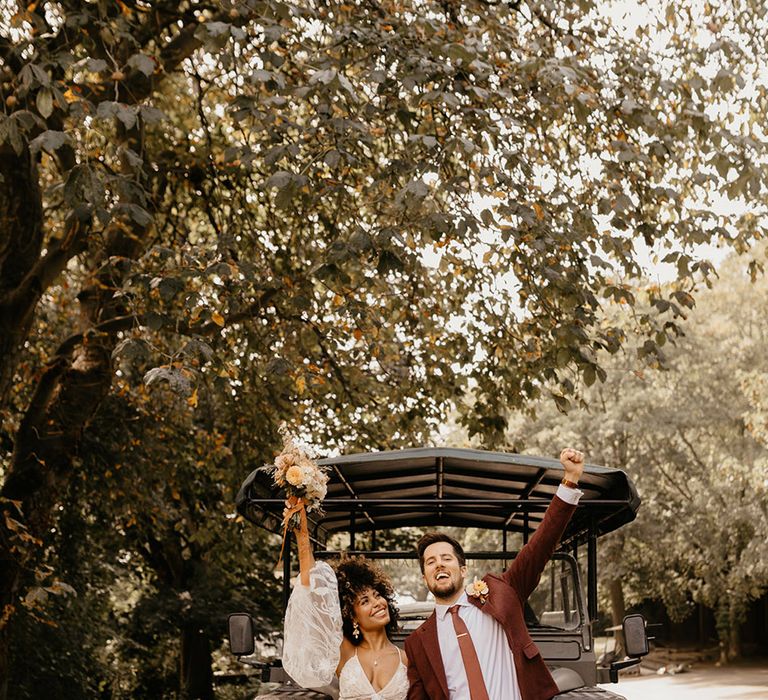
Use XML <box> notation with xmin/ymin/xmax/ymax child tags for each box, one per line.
<box><xmin>434</xmin><ymin>485</ymin><xmax>582</xmax><ymax>700</ymax></box>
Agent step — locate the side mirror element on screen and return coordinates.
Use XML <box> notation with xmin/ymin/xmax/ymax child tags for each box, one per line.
<box><xmin>623</xmin><ymin>613</ymin><xmax>649</xmax><ymax>658</ymax></box>
<box><xmin>228</xmin><ymin>612</ymin><xmax>255</xmax><ymax>656</ymax></box>
<box><xmin>607</xmin><ymin>614</ymin><xmax>650</xmax><ymax>683</ymax></box>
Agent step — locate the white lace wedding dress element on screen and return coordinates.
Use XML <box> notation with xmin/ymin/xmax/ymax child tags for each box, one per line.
<box><xmin>337</xmin><ymin>647</ymin><xmax>408</xmax><ymax>700</ymax></box>
<box><xmin>283</xmin><ymin>561</ymin><xmax>409</xmax><ymax>700</ymax></box>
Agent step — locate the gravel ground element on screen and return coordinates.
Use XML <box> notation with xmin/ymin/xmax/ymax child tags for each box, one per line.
<box><xmin>599</xmin><ymin>662</ymin><xmax>768</xmax><ymax>700</ymax></box>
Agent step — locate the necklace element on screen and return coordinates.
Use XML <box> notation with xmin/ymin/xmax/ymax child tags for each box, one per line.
<box><xmin>364</xmin><ymin>643</ymin><xmax>396</xmax><ymax>667</ymax></box>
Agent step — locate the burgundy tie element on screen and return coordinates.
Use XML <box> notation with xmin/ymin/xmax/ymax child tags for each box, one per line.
<box><xmin>448</xmin><ymin>605</ymin><xmax>490</xmax><ymax>700</ymax></box>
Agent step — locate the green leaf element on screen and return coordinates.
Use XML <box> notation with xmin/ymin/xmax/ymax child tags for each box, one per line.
<box><xmin>121</xmin><ymin>147</ymin><xmax>144</xmax><ymax>169</ymax></box>
<box><xmin>139</xmin><ymin>105</ymin><xmax>167</xmax><ymax>124</ymax></box>
<box><xmin>86</xmin><ymin>58</ymin><xmax>108</xmax><ymax>72</ymax></box>
<box><xmin>324</xmin><ymin>150</ymin><xmax>341</xmax><ymax>167</ymax></box>
<box><xmin>266</xmin><ymin>171</ymin><xmax>293</xmax><ymax>189</ymax></box>
<box><xmin>143</xmin><ymin>366</ymin><xmax>193</xmax><ymax>394</ymax></box>
<box><xmin>96</xmin><ymin>101</ymin><xmax>118</xmax><ymax>120</ymax></box>
<box><xmin>29</xmin><ymin>130</ymin><xmax>70</xmax><ymax>156</ymax></box>
<box><xmin>96</xmin><ymin>101</ymin><xmax>139</xmax><ymax>128</ymax></box>
<box><xmin>310</xmin><ymin>69</ymin><xmax>336</xmax><ymax>85</ymax></box>
<box><xmin>274</xmin><ymin>183</ymin><xmax>296</xmax><ymax>209</ymax></box>
<box><xmin>266</xmin><ymin>357</ymin><xmax>291</xmax><ymax>375</ymax></box>
<box><xmin>404</xmin><ymin>179</ymin><xmax>429</xmax><ymax>199</ymax></box>
<box><xmin>127</xmin><ymin>53</ymin><xmax>156</xmax><ymax>77</ymax></box>
<box><xmin>0</xmin><ymin>116</ymin><xmax>23</xmax><ymax>155</ymax></box>
<box><xmin>180</xmin><ymin>339</ymin><xmax>215</xmax><ymax>363</ymax></box>
<box><xmin>118</xmin><ymin>203</ymin><xmax>153</xmax><ymax>226</ymax></box>
<box><xmin>326</xmin><ymin>241</ymin><xmax>351</xmax><ymax>263</ymax></box>
<box><xmin>151</xmin><ymin>276</ymin><xmax>184</xmax><ymax>302</ymax></box>
<box><xmin>145</xmin><ymin>313</ymin><xmax>166</xmax><ymax>331</ymax></box>
<box><xmin>30</xmin><ymin>64</ymin><xmax>50</xmax><ymax>87</ymax></box>
<box><xmin>116</xmin><ymin>105</ymin><xmax>138</xmax><ymax>129</ymax></box>
<box><xmin>377</xmin><ymin>250</ymin><xmax>403</xmax><ymax>274</ymax></box>
<box><xmin>446</xmin><ymin>43</ymin><xmax>475</xmax><ymax>63</ymax></box>
<box><xmin>112</xmin><ymin>338</ymin><xmax>151</xmax><ymax>362</ymax></box>
<box><xmin>194</xmin><ymin>21</ymin><xmax>232</xmax><ymax>49</ymax></box>
<box><xmin>205</xmin><ymin>21</ymin><xmax>231</xmax><ymax>37</ymax></box>
<box><xmin>36</xmin><ymin>88</ymin><xmax>54</xmax><ymax>118</ymax></box>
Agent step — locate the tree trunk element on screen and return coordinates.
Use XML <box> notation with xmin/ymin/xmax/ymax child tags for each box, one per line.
<box><xmin>0</xmin><ymin>197</ymin><xmax>147</xmax><ymax>700</ymax></box>
<box><xmin>0</xmin><ymin>12</ymin><xmax>230</xmax><ymax>697</ymax></box>
<box><xmin>715</xmin><ymin>601</ymin><xmax>730</xmax><ymax>664</ymax></box>
<box><xmin>608</xmin><ymin>577</ymin><xmax>626</xmax><ymax>658</ymax></box>
<box><xmin>698</xmin><ymin>603</ymin><xmax>707</xmax><ymax>647</ymax></box>
<box><xmin>728</xmin><ymin>598</ymin><xmax>743</xmax><ymax>661</ymax></box>
<box><xmin>0</xmin><ymin>146</ymin><xmax>44</xmax><ymax>406</ymax></box>
<box><xmin>716</xmin><ymin>598</ymin><xmax>745</xmax><ymax>663</ymax></box>
<box><xmin>0</xmin><ymin>144</ymin><xmax>45</xmax><ymax>700</ymax></box>
<box><xmin>0</xmin><ymin>629</ymin><xmax>8</xmax><ymax>700</ymax></box>
<box><xmin>728</xmin><ymin>618</ymin><xmax>741</xmax><ymax>661</ymax></box>
<box><xmin>0</xmin><ymin>338</ymin><xmax>114</xmax><ymax>699</ymax></box>
<box><xmin>181</xmin><ymin>623</ymin><xmax>214</xmax><ymax>700</ymax></box>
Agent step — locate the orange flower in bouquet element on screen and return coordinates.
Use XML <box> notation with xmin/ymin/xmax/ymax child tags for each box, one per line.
<box><xmin>261</xmin><ymin>424</ymin><xmax>329</xmax><ymax>533</ymax></box>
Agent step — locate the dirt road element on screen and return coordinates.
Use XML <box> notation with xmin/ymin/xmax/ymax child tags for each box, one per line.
<box><xmin>600</xmin><ymin>663</ymin><xmax>768</xmax><ymax>700</ymax></box>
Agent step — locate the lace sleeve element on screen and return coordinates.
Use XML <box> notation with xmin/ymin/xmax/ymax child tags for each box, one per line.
<box><xmin>282</xmin><ymin>560</ymin><xmax>343</xmax><ymax>688</ymax></box>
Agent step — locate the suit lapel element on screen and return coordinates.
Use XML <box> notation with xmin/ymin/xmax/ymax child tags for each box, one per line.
<box><xmin>467</xmin><ymin>575</ymin><xmax>504</xmax><ymax>626</ymax></box>
<box><xmin>467</xmin><ymin>575</ymin><xmax>495</xmax><ymax>614</ymax></box>
<box><xmin>468</xmin><ymin>575</ymin><xmax>521</xmax><ymax>654</ymax></box>
<box><xmin>418</xmin><ymin>612</ymin><xmax>449</xmax><ymax>699</ymax></box>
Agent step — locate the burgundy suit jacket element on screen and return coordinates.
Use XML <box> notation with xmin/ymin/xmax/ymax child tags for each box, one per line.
<box><xmin>404</xmin><ymin>495</ymin><xmax>577</xmax><ymax>700</ymax></box>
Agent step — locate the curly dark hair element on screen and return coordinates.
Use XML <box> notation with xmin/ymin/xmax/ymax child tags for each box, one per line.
<box><xmin>333</xmin><ymin>556</ymin><xmax>399</xmax><ymax>646</ymax></box>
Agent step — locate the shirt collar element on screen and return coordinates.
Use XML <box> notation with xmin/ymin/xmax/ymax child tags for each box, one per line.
<box><xmin>435</xmin><ymin>591</ymin><xmax>469</xmax><ymax>620</ymax></box>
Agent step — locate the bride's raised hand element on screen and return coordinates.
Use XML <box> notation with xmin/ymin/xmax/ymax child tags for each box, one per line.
<box><xmin>283</xmin><ymin>496</ymin><xmax>301</xmax><ymax>528</ymax></box>
<box><xmin>284</xmin><ymin>496</ymin><xmax>312</xmax><ymax>585</ymax></box>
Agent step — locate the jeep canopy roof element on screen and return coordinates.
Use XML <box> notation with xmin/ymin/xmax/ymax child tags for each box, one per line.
<box><xmin>235</xmin><ymin>447</ymin><xmax>640</xmax><ymax>547</ymax></box>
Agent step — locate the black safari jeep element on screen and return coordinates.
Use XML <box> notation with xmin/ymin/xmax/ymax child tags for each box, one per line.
<box><xmin>229</xmin><ymin>447</ymin><xmax>649</xmax><ymax>699</ymax></box>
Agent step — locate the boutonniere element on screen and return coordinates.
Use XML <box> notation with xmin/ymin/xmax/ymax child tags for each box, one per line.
<box><xmin>466</xmin><ymin>577</ymin><xmax>489</xmax><ymax>605</ymax></box>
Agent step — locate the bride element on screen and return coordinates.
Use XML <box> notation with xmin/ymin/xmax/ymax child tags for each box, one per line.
<box><xmin>282</xmin><ymin>499</ymin><xmax>409</xmax><ymax>700</ymax></box>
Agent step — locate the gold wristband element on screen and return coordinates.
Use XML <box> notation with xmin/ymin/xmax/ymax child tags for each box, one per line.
<box><xmin>561</xmin><ymin>478</ymin><xmax>579</xmax><ymax>489</ymax></box>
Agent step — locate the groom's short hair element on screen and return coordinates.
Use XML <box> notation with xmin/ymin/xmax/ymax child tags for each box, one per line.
<box><xmin>416</xmin><ymin>532</ymin><xmax>466</xmax><ymax>573</ymax></box>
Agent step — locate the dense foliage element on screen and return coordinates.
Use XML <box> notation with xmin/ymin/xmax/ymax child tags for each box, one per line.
<box><xmin>2</xmin><ymin>0</ymin><xmax>768</xmax><ymax>696</ymax></box>
<box><xmin>507</xmin><ymin>252</ymin><xmax>768</xmax><ymax>662</ymax></box>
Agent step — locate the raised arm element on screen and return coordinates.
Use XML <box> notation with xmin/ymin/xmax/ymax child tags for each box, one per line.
<box><xmin>287</xmin><ymin>495</ymin><xmax>314</xmax><ymax>586</ymax></box>
<box><xmin>502</xmin><ymin>448</ymin><xmax>584</xmax><ymax>599</ymax></box>
<box><xmin>282</xmin><ymin>498</ymin><xmax>343</xmax><ymax>688</ymax></box>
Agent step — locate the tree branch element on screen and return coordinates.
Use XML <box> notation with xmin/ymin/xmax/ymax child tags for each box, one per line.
<box><xmin>2</xmin><ymin>218</ymin><xmax>90</xmax><ymax>310</ymax></box>
<box><xmin>676</xmin><ymin>428</ymin><xmax>729</xmax><ymax>510</ymax></box>
<box><xmin>51</xmin><ymin>288</ymin><xmax>280</xmax><ymax>359</ymax></box>
<box><xmin>639</xmin><ymin>438</ymin><xmax>694</xmax><ymax>502</ymax></box>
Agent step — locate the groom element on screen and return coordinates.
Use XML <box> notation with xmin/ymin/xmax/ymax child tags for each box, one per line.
<box><xmin>404</xmin><ymin>448</ymin><xmax>585</xmax><ymax>700</ymax></box>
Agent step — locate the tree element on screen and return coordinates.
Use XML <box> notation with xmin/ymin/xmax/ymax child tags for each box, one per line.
<box><xmin>6</xmin><ymin>378</ymin><xmax>289</xmax><ymax>699</ymax></box>
<box><xmin>506</xmin><ymin>251</ymin><xmax>768</xmax><ymax>661</ymax></box>
<box><xmin>2</xmin><ymin>1</ymin><xmax>768</xmax><ymax>694</ymax></box>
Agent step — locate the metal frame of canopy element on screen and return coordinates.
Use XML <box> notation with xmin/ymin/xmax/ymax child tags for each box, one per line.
<box><xmin>235</xmin><ymin>447</ymin><xmax>641</xmax><ymax>620</ymax></box>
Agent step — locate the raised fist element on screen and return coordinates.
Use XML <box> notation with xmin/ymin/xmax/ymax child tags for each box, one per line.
<box><xmin>560</xmin><ymin>447</ymin><xmax>585</xmax><ymax>483</ymax></box>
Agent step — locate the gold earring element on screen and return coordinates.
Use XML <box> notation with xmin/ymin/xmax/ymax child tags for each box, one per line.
<box><xmin>352</xmin><ymin>620</ymin><xmax>360</xmax><ymax>639</ymax></box>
